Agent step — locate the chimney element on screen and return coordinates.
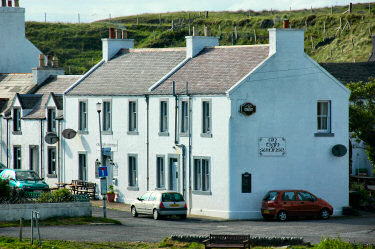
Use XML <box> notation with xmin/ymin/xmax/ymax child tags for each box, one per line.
<box><xmin>14</xmin><ymin>0</ymin><xmax>19</xmax><ymax>7</ymax></box>
<box><xmin>38</xmin><ymin>54</ymin><xmax>45</xmax><ymax>67</ymax></box>
<box><xmin>122</xmin><ymin>30</ymin><xmax>128</xmax><ymax>39</ymax></box>
<box><xmin>185</xmin><ymin>35</ymin><xmax>219</xmax><ymax>58</ymax></box>
<box><xmin>283</xmin><ymin>19</ymin><xmax>290</xmax><ymax>29</ymax></box>
<box><xmin>268</xmin><ymin>28</ymin><xmax>305</xmax><ymax>56</ymax></box>
<box><xmin>32</xmin><ymin>55</ymin><xmax>64</xmax><ymax>84</ymax></box>
<box><xmin>369</xmin><ymin>35</ymin><xmax>375</xmax><ymax>62</ymax></box>
<box><xmin>109</xmin><ymin>28</ymin><xmax>115</xmax><ymax>39</ymax></box>
<box><xmin>204</xmin><ymin>26</ymin><xmax>211</xmax><ymax>36</ymax></box>
<box><xmin>1</xmin><ymin>0</ymin><xmax>6</xmax><ymax>7</ymax></box>
<box><xmin>102</xmin><ymin>29</ymin><xmax>134</xmax><ymax>62</ymax></box>
<box><xmin>46</xmin><ymin>55</ymin><xmax>52</xmax><ymax>66</ymax></box>
<box><xmin>192</xmin><ymin>26</ymin><xmax>198</xmax><ymax>36</ymax></box>
<box><xmin>52</xmin><ymin>56</ymin><xmax>59</xmax><ymax>67</ymax></box>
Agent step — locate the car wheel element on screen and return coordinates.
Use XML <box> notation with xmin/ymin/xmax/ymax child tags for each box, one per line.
<box><xmin>320</xmin><ymin>208</ymin><xmax>330</xmax><ymax>220</ymax></box>
<box><xmin>131</xmin><ymin>206</ymin><xmax>138</xmax><ymax>217</ymax></box>
<box><xmin>277</xmin><ymin>210</ymin><xmax>288</xmax><ymax>221</ymax></box>
<box><xmin>153</xmin><ymin>209</ymin><xmax>160</xmax><ymax>220</ymax></box>
<box><xmin>180</xmin><ymin>214</ymin><xmax>187</xmax><ymax>220</ymax></box>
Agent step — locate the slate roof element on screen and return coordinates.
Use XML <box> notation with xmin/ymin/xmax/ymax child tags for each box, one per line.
<box><xmin>18</xmin><ymin>94</ymin><xmax>42</xmax><ymax>109</ymax></box>
<box><xmin>151</xmin><ymin>45</ymin><xmax>269</xmax><ymax>95</ymax></box>
<box><xmin>67</xmin><ymin>48</ymin><xmax>186</xmax><ymax>96</ymax></box>
<box><xmin>320</xmin><ymin>62</ymin><xmax>375</xmax><ymax>84</ymax></box>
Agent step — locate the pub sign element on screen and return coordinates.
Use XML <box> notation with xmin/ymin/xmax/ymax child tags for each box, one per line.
<box><xmin>240</xmin><ymin>102</ymin><xmax>256</xmax><ymax>116</ymax></box>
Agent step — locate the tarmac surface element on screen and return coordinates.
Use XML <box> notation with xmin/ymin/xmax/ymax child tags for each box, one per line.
<box><xmin>0</xmin><ymin>201</ymin><xmax>374</xmax><ymax>245</ymax></box>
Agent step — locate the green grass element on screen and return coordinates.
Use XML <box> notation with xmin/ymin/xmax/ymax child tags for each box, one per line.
<box><xmin>25</xmin><ymin>2</ymin><xmax>375</xmax><ymax>76</ymax></box>
<box><xmin>0</xmin><ymin>216</ymin><xmax>121</xmax><ymax>228</ymax></box>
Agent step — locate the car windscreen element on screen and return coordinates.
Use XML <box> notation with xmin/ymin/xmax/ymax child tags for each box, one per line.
<box><xmin>263</xmin><ymin>191</ymin><xmax>279</xmax><ymax>201</ymax></box>
<box><xmin>162</xmin><ymin>193</ymin><xmax>184</xmax><ymax>202</ymax></box>
<box><xmin>15</xmin><ymin>171</ymin><xmax>41</xmax><ymax>181</ymax></box>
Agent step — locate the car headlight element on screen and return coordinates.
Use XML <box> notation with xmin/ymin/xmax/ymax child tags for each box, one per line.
<box><xmin>16</xmin><ymin>182</ymin><xmax>21</xmax><ymax>187</ymax></box>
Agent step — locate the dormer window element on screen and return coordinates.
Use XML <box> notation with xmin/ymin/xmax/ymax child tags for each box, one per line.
<box><xmin>47</xmin><ymin>108</ymin><xmax>56</xmax><ymax>132</ymax></box>
<box><xmin>13</xmin><ymin>108</ymin><xmax>21</xmax><ymax>132</ymax></box>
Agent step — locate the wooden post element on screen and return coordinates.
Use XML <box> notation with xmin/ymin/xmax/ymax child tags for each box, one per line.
<box><xmin>330</xmin><ymin>49</ymin><xmax>333</xmax><ymax>58</ymax></box>
<box><xmin>231</xmin><ymin>33</ymin><xmax>235</xmax><ymax>45</ymax></box>
<box><xmin>205</xmin><ymin>11</ymin><xmax>208</xmax><ymax>18</ymax></box>
<box><xmin>153</xmin><ymin>30</ymin><xmax>156</xmax><ymax>40</ymax></box>
<box><xmin>253</xmin><ymin>29</ymin><xmax>257</xmax><ymax>42</ymax></box>
<box><xmin>311</xmin><ymin>36</ymin><xmax>314</xmax><ymax>49</ymax></box>
<box><xmin>44</xmin><ymin>12</ymin><xmax>46</xmax><ymax>23</ymax></box>
<box><xmin>323</xmin><ymin>21</ymin><xmax>326</xmax><ymax>34</ymax></box>
<box><xmin>218</xmin><ymin>25</ymin><xmax>221</xmax><ymax>35</ymax></box>
<box><xmin>349</xmin><ymin>2</ymin><xmax>352</xmax><ymax>13</ymax></box>
<box><xmin>159</xmin><ymin>14</ymin><xmax>162</xmax><ymax>25</ymax></box>
<box><xmin>351</xmin><ymin>38</ymin><xmax>354</xmax><ymax>48</ymax></box>
<box><xmin>234</xmin><ymin>26</ymin><xmax>238</xmax><ymax>39</ymax></box>
<box><xmin>369</xmin><ymin>27</ymin><xmax>372</xmax><ymax>36</ymax></box>
<box><xmin>271</xmin><ymin>8</ymin><xmax>273</xmax><ymax>15</ymax></box>
<box><xmin>19</xmin><ymin>218</ymin><xmax>23</xmax><ymax>241</ymax></box>
<box><xmin>171</xmin><ymin>20</ymin><xmax>174</xmax><ymax>31</ymax></box>
<box><xmin>305</xmin><ymin>20</ymin><xmax>308</xmax><ymax>31</ymax></box>
<box><xmin>137</xmin><ymin>16</ymin><xmax>139</xmax><ymax>25</ymax></box>
<box><xmin>188</xmin><ymin>23</ymin><xmax>191</xmax><ymax>35</ymax></box>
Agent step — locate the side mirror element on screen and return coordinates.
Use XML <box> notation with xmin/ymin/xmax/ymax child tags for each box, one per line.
<box><xmin>137</xmin><ymin>197</ymin><xmax>142</xmax><ymax>201</ymax></box>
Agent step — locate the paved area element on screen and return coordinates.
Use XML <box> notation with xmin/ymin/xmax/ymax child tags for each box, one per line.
<box><xmin>0</xmin><ymin>202</ymin><xmax>374</xmax><ymax>245</ymax></box>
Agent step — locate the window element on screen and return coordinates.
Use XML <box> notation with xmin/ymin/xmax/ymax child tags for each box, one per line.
<box><xmin>129</xmin><ymin>101</ymin><xmax>137</xmax><ymax>132</ymax></box>
<box><xmin>242</xmin><ymin>173</ymin><xmax>252</xmax><ymax>193</ymax></box>
<box><xmin>159</xmin><ymin>101</ymin><xmax>168</xmax><ymax>133</ymax></box>
<box><xmin>103</xmin><ymin>101</ymin><xmax>111</xmax><ymax>131</ymax></box>
<box><xmin>202</xmin><ymin>101</ymin><xmax>211</xmax><ymax>135</ymax></box>
<box><xmin>317</xmin><ymin>101</ymin><xmax>331</xmax><ymax>133</ymax></box>
<box><xmin>128</xmin><ymin>155</ymin><xmax>137</xmax><ymax>187</ymax></box>
<box><xmin>281</xmin><ymin>192</ymin><xmax>297</xmax><ymax>201</ymax></box>
<box><xmin>139</xmin><ymin>192</ymin><xmax>150</xmax><ymax>201</ymax></box>
<box><xmin>78</xmin><ymin>153</ymin><xmax>87</xmax><ymax>181</ymax></box>
<box><xmin>48</xmin><ymin>148</ymin><xmax>56</xmax><ymax>175</ymax></box>
<box><xmin>297</xmin><ymin>191</ymin><xmax>317</xmax><ymax>202</ymax></box>
<box><xmin>194</xmin><ymin>158</ymin><xmax>210</xmax><ymax>192</ymax></box>
<box><xmin>13</xmin><ymin>108</ymin><xmax>21</xmax><ymax>132</ymax></box>
<box><xmin>47</xmin><ymin>109</ymin><xmax>56</xmax><ymax>132</ymax></box>
<box><xmin>78</xmin><ymin>101</ymin><xmax>87</xmax><ymax>131</ymax></box>
<box><xmin>156</xmin><ymin>156</ymin><xmax>165</xmax><ymax>189</ymax></box>
<box><xmin>180</xmin><ymin>101</ymin><xmax>189</xmax><ymax>134</ymax></box>
<box><xmin>149</xmin><ymin>192</ymin><xmax>158</xmax><ymax>201</ymax></box>
<box><xmin>13</xmin><ymin>146</ymin><xmax>21</xmax><ymax>169</ymax></box>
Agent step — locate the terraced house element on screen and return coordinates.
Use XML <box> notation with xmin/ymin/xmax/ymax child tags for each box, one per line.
<box><xmin>63</xmin><ymin>24</ymin><xmax>350</xmax><ymax>219</ymax></box>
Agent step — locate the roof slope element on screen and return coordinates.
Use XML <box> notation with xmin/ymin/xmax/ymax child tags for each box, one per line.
<box><xmin>68</xmin><ymin>48</ymin><xmax>186</xmax><ymax>96</ymax></box>
<box><xmin>320</xmin><ymin>62</ymin><xmax>375</xmax><ymax>84</ymax></box>
<box><xmin>152</xmin><ymin>45</ymin><xmax>269</xmax><ymax>95</ymax></box>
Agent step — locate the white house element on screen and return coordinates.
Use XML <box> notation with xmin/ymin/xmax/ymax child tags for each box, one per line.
<box><xmin>63</xmin><ymin>26</ymin><xmax>350</xmax><ymax>219</ymax></box>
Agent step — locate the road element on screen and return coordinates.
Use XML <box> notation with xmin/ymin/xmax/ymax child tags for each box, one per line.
<box><xmin>1</xmin><ymin>207</ymin><xmax>374</xmax><ymax>245</ymax></box>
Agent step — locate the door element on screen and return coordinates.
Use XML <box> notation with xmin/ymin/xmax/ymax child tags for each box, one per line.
<box><xmin>169</xmin><ymin>157</ymin><xmax>179</xmax><ymax>191</ymax></box>
<box><xmin>280</xmin><ymin>191</ymin><xmax>299</xmax><ymax>216</ymax></box>
<box><xmin>103</xmin><ymin>154</ymin><xmax>113</xmax><ymax>188</ymax></box>
<box><xmin>29</xmin><ymin>146</ymin><xmax>39</xmax><ymax>173</ymax></box>
<box><xmin>78</xmin><ymin>153</ymin><xmax>87</xmax><ymax>181</ymax></box>
<box><xmin>297</xmin><ymin>191</ymin><xmax>319</xmax><ymax>216</ymax></box>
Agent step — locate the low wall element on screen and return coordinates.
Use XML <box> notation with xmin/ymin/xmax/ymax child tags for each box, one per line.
<box><xmin>0</xmin><ymin>202</ymin><xmax>92</xmax><ymax>221</ymax></box>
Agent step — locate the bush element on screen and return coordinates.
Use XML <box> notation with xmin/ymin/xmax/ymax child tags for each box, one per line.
<box><xmin>37</xmin><ymin>189</ymin><xmax>74</xmax><ymax>203</ymax></box>
<box><xmin>317</xmin><ymin>237</ymin><xmax>374</xmax><ymax>249</ymax></box>
<box><xmin>0</xmin><ymin>179</ymin><xmax>11</xmax><ymax>198</ymax></box>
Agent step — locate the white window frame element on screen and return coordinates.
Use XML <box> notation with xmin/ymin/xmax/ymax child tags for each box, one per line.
<box><xmin>128</xmin><ymin>100</ymin><xmax>138</xmax><ymax>134</ymax></box>
<box><xmin>193</xmin><ymin>157</ymin><xmax>211</xmax><ymax>195</ymax></box>
<box><xmin>128</xmin><ymin>154</ymin><xmax>138</xmax><ymax>190</ymax></box>
<box><xmin>317</xmin><ymin>101</ymin><xmax>331</xmax><ymax>133</ymax></box>
<box><xmin>102</xmin><ymin>101</ymin><xmax>112</xmax><ymax>132</ymax></box>
<box><xmin>48</xmin><ymin>147</ymin><xmax>56</xmax><ymax>176</ymax></box>
<box><xmin>78</xmin><ymin>100</ymin><xmax>88</xmax><ymax>132</ymax></box>
<box><xmin>180</xmin><ymin>100</ymin><xmax>189</xmax><ymax>135</ymax></box>
<box><xmin>156</xmin><ymin>155</ymin><xmax>165</xmax><ymax>189</ymax></box>
<box><xmin>47</xmin><ymin>108</ymin><xmax>56</xmax><ymax>133</ymax></box>
<box><xmin>159</xmin><ymin>100</ymin><xmax>169</xmax><ymax>135</ymax></box>
<box><xmin>13</xmin><ymin>108</ymin><xmax>21</xmax><ymax>132</ymax></box>
<box><xmin>13</xmin><ymin>146</ymin><xmax>21</xmax><ymax>169</ymax></box>
<box><xmin>201</xmin><ymin>100</ymin><xmax>212</xmax><ymax>137</ymax></box>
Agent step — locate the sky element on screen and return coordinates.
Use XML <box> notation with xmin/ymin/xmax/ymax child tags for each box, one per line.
<box><xmin>20</xmin><ymin>0</ymin><xmax>374</xmax><ymax>23</ymax></box>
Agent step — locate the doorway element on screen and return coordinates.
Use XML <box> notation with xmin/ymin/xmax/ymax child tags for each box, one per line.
<box><xmin>29</xmin><ymin>146</ymin><xmax>39</xmax><ymax>173</ymax></box>
<box><xmin>103</xmin><ymin>154</ymin><xmax>113</xmax><ymax>188</ymax></box>
<box><xmin>78</xmin><ymin>153</ymin><xmax>87</xmax><ymax>181</ymax></box>
<box><xmin>168</xmin><ymin>156</ymin><xmax>179</xmax><ymax>192</ymax></box>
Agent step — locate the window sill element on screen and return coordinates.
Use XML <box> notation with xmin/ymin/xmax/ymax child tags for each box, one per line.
<box><xmin>200</xmin><ymin>133</ymin><xmax>213</xmax><ymax>138</ymax></box>
<box><xmin>180</xmin><ymin>133</ymin><xmax>189</xmax><ymax>137</ymax></box>
<box><xmin>127</xmin><ymin>186</ymin><xmax>139</xmax><ymax>191</ymax></box>
<box><xmin>78</xmin><ymin>130</ymin><xmax>89</xmax><ymax>135</ymax></box>
<box><xmin>158</xmin><ymin>131</ymin><xmax>169</xmax><ymax>137</ymax></box>
<box><xmin>192</xmin><ymin>190</ymin><xmax>212</xmax><ymax>195</ymax></box>
<box><xmin>12</xmin><ymin>131</ymin><xmax>22</xmax><ymax>135</ymax></box>
<box><xmin>314</xmin><ymin>132</ymin><xmax>334</xmax><ymax>137</ymax></box>
<box><xmin>102</xmin><ymin>130</ymin><xmax>113</xmax><ymax>135</ymax></box>
<box><xmin>127</xmin><ymin>131</ymin><xmax>139</xmax><ymax>135</ymax></box>
<box><xmin>47</xmin><ymin>174</ymin><xmax>57</xmax><ymax>178</ymax></box>
<box><xmin>155</xmin><ymin>187</ymin><xmax>166</xmax><ymax>190</ymax></box>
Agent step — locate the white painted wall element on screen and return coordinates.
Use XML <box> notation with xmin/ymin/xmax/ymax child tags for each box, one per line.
<box><xmin>228</xmin><ymin>31</ymin><xmax>350</xmax><ymax>219</ymax></box>
<box><xmin>0</xmin><ymin>7</ymin><xmax>41</xmax><ymax>73</ymax></box>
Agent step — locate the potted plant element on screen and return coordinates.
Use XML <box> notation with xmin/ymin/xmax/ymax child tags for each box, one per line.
<box><xmin>107</xmin><ymin>185</ymin><xmax>116</xmax><ymax>202</ymax></box>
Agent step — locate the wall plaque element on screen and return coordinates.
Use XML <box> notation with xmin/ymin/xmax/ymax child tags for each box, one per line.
<box><xmin>259</xmin><ymin>137</ymin><xmax>286</xmax><ymax>156</ymax></box>
<box><xmin>240</xmin><ymin>102</ymin><xmax>256</xmax><ymax>116</ymax></box>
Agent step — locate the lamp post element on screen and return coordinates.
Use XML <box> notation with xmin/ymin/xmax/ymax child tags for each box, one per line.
<box><xmin>96</xmin><ymin>102</ymin><xmax>106</xmax><ymax>218</ymax></box>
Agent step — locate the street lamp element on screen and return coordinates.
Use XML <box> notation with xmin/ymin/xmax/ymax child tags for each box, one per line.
<box><xmin>96</xmin><ymin>102</ymin><xmax>106</xmax><ymax>218</ymax></box>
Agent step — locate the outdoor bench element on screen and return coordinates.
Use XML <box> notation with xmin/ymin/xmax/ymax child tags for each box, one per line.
<box><xmin>203</xmin><ymin>234</ymin><xmax>250</xmax><ymax>249</ymax></box>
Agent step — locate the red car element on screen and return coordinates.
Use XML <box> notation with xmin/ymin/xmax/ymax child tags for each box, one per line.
<box><xmin>261</xmin><ymin>190</ymin><xmax>333</xmax><ymax>221</ymax></box>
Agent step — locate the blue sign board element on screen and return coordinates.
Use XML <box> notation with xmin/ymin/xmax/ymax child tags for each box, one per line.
<box><xmin>102</xmin><ymin>147</ymin><xmax>111</xmax><ymax>156</ymax></box>
<box><xmin>98</xmin><ymin>166</ymin><xmax>108</xmax><ymax>177</ymax></box>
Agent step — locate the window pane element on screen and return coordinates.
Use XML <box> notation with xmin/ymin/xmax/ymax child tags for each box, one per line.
<box><xmin>194</xmin><ymin>159</ymin><xmax>201</xmax><ymax>190</ymax></box>
<box><xmin>129</xmin><ymin>102</ymin><xmax>137</xmax><ymax>131</ymax></box>
<box><xmin>181</xmin><ymin>101</ymin><xmax>188</xmax><ymax>133</ymax></box>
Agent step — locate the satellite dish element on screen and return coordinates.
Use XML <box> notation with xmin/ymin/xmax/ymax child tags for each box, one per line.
<box><xmin>45</xmin><ymin>132</ymin><xmax>59</xmax><ymax>144</ymax></box>
<box><xmin>62</xmin><ymin>129</ymin><xmax>77</xmax><ymax>139</ymax></box>
<box><xmin>332</xmin><ymin>144</ymin><xmax>347</xmax><ymax>157</ymax></box>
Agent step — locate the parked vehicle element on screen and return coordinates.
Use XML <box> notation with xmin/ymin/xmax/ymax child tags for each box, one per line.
<box><xmin>261</xmin><ymin>190</ymin><xmax>333</xmax><ymax>221</ymax></box>
<box><xmin>0</xmin><ymin>169</ymin><xmax>49</xmax><ymax>192</ymax></box>
<box><xmin>0</xmin><ymin>163</ymin><xmax>6</xmax><ymax>174</ymax></box>
<box><xmin>131</xmin><ymin>191</ymin><xmax>187</xmax><ymax>220</ymax></box>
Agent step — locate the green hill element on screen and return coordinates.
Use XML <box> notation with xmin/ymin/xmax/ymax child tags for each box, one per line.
<box><xmin>25</xmin><ymin>2</ymin><xmax>375</xmax><ymax>75</ymax></box>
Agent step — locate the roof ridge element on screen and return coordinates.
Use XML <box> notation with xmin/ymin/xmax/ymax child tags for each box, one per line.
<box><xmin>211</xmin><ymin>44</ymin><xmax>270</xmax><ymax>49</ymax></box>
<box><xmin>130</xmin><ymin>47</ymin><xmax>186</xmax><ymax>52</ymax></box>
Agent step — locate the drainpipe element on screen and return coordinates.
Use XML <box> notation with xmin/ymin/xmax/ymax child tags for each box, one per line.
<box><xmin>40</xmin><ymin>120</ymin><xmax>43</xmax><ymax>178</ymax></box>
<box><xmin>58</xmin><ymin>119</ymin><xmax>61</xmax><ymax>183</ymax></box>
<box><xmin>173</xmin><ymin>81</ymin><xmax>178</xmax><ymax>145</ymax></box>
<box><xmin>145</xmin><ymin>95</ymin><xmax>150</xmax><ymax>191</ymax></box>
<box><xmin>188</xmin><ymin>89</ymin><xmax>193</xmax><ymax>213</ymax></box>
<box><xmin>6</xmin><ymin>119</ymin><xmax>9</xmax><ymax>168</ymax></box>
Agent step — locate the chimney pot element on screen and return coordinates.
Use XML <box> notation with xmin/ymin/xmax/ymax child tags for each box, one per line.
<box><xmin>109</xmin><ymin>28</ymin><xmax>115</xmax><ymax>39</ymax></box>
<box><xmin>115</xmin><ymin>29</ymin><xmax>121</xmax><ymax>39</ymax></box>
<box><xmin>46</xmin><ymin>55</ymin><xmax>52</xmax><ymax>67</ymax></box>
<box><xmin>283</xmin><ymin>20</ymin><xmax>290</xmax><ymax>29</ymax></box>
<box><xmin>204</xmin><ymin>26</ymin><xmax>211</xmax><ymax>36</ymax></box>
<box><xmin>1</xmin><ymin>0</ymin><xmax>6</xmax><ymax>7</ymax></box>
<box><xmin>52</xmin><ymin>56</ymin><xmax>59</xmax><ymax>67</ymax></box>
<box><xmin>38</xmin><ymin>54</ymin><xmax>45</xmax><ymax>67</ymax></box>
<box><xmin>192</xmin><ymin>26</ymin><xmax>198</xmax><ymax>36</ymax></box>
<box><xmin>122</xmin><ymin>30</ymin><xmax>128</xmax><ymax>39</ymax></box>
<box><xmin>7</xmin><ymin>0</ymin><xmax>11</xmax><ymax>7</ymax></box>
<box><xmin>14</xmin><ymin>0</ymin><xmax>19</xmax><ymax>7</ymax></box>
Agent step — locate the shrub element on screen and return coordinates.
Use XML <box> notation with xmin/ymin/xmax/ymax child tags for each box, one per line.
<box><xmin>37</xmin><ymin>189</ymin><xmax>73</xmax><ymax>203</ymax></box>
<box><xmin>0</xmin><ymin>179</ymin><xmax>11</xmax><ymax>198</ymax></box>
<box><xmin>317</xmin><ymin>237</ymin><xmax>374</xmax><ymax>249</ymax></box>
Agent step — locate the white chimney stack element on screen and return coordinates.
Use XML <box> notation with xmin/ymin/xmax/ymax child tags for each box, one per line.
<box><xmin>185</xmin><ymin>35</ymin><xmax>219</xmax><ymax>58</ymax></box>
<box><xmin>102</xmin><ymin>28</ymin><xmax>134</xmax><ymax>62</ymax></box>
<box><xmin>268</xmin><ymin>28</ymin><xmax>305</xmax><ymax>56</ymax></box>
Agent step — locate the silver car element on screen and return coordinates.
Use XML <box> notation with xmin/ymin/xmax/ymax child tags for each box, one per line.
<box><xmin>131</xmin><ymin>191</ymin><xmax>187</xmax><ymax>220</ymax></box>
